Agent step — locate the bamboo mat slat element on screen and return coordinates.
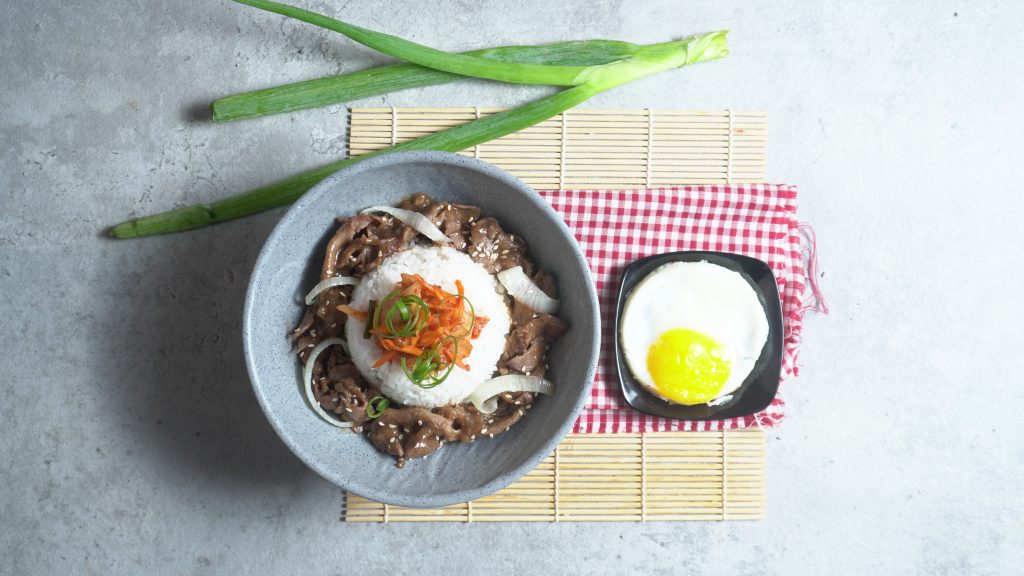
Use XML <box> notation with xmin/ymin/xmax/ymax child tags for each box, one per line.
<box><xmin>344</xmin><ymin>429</ymin><xmax>765</xmax><ymax>522</ymax></box>
<box><xmin>348</xmin><ymin>107</ymin><xmax>767</xmax><ymax>187</ymax></box>
<box><xmin>342</xmin><ymin>108</ymin><xmax>768</xmax><ymax>523</ymax></box>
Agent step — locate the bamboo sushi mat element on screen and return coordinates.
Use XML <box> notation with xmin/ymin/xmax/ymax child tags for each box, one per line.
<box><xmin>343</xmin><ymin>108</ymin><xmax>768</xmax><ymax>522</ymax></box>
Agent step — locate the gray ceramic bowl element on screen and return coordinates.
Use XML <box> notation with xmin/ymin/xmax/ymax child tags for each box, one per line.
<box><xmin>243</xmin><ymin>151</ymin><xmax>599</xmax><ymax>508</ymax></box>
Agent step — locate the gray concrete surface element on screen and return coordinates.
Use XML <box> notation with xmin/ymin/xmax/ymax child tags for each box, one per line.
<box><xmin>2</xmin><ymin>1</ymin><xmax>1022</xmax><ymax>574</ymax></box>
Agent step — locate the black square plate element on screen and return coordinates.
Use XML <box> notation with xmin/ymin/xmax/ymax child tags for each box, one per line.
<box><xmin>613</xmin><ymin>251</ymin><xmax>784</xmax><ymax>420</ymax></box>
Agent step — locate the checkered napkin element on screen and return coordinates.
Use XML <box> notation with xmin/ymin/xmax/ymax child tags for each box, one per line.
<box><xmin>538</xmin><ymin>185</ymin><xmax>814</xmax><ymax>434</ymax></box>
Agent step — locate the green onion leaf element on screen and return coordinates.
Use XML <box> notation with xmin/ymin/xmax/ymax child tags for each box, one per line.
<box><xmin>211</xmin><ymin>40</ymin><xmax>642</xmax><ymax>123</ymax></box>
<box><xmin>401</xmin><ymin>337</ymin><xmax>459</xmax><ymax>389</ymax></box>
<box><xmin>377</xmin><ymin>292</ymin><xmax>429</xmax><ymax>339</ymax></box>
<box><xmin>363</xmin><ymin>300</ymin><xmax>376</xmax><ymax>339</ymax></box>
<box><xmin>233</xmin><ymin>0</ymin><xmax>594</xmax><ymax>86</ymax></box>
<box><xmin>366</xmin><ymin>395</ymin><xmax>389</xmax><ymax>418</ymax></box>
<box><xmin>109</xmin><ymin>29</ymin><xmax>727</xmax><ymax>238</ymax></box>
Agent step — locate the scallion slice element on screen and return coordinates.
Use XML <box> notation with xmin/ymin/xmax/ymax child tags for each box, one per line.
<box><xmin>402</xmin><ymin>337</ymin><xmax>458</xmax><ymax>389</ymax></box>
<box><xmin>373</xmin><ymin>289</ymin><xmax>430</xmax><ymax>339</ymax></box>
<box><xmin>366</xmin><ymin>395</ymin><xmax>389</xmax><ymax>419</ymax></box>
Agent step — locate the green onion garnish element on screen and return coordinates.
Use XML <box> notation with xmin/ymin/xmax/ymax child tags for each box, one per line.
<box><xmin>373</xmin><ymin>290</ymin><xmax>429</xmax><ymax>339</ymax></box>
<box><xmin>402</xmin><ymin>337</ymin><xmax>459</xmax><ymax>389</ymax></box>
<box><xmin>366</xmin><ymin>395</ymin><xmax>389</xmax><ymax>419</ymax></box>
<box><xmin>363</xmin><ymin>300</ymin><xmax>377</xmax><ymax>339</ymax></box>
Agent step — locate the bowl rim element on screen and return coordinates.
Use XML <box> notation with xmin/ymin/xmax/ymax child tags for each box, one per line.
<box><xmin>613</xmin><ymin>250</ymin><xmax>784</xmax><ymax>421</ymax></box>
<box><xmin>242</xmin><ymin>150</ymin><xmax>599</xmax><ymax>507</ymax></box>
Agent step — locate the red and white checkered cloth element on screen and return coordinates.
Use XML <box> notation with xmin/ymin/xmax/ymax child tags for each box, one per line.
<box><xmin>538</xmin><ymin>184</ymin><xmax>816</xmax><ymax>434</ymax></box>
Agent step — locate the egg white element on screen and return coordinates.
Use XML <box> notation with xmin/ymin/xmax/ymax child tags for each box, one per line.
<box><xmin>620</xmin><ymin>260</ymin><xmax>770</xmax><ymax>403</ymax></box>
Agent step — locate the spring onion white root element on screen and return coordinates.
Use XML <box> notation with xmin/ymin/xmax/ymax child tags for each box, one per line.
<box><xmin>468</xmin><ymin>374</ymin><xmax>554</xmax><ymax>414</ymax></box>
<box><xmin>303</xmin><ymin>275</ymin><xmax>358</xmax><ymax>305</ymax></box>
<box><xmin>361</xmin><ymin>205</ymin><xmax>450</xmax><ymax>243</ymax></box>
<box><xmin>302</xmin><ymin>337</ymin><xmax>353</xmax><ymax>428</ymax></box>
<box><xmin>497</xmin><ymin>266</ymin><xmax>559</xmax><ymax>314</ymax></box>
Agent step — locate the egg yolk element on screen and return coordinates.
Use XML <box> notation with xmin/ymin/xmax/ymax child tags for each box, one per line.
<box><xmin>646</xmin><ymin>329</ymin><xmax>731</xmax><ymax>405</ymax></box>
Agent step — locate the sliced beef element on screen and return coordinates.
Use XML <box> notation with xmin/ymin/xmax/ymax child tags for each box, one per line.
<box><xmin>532</xmin><ymin>270</ymin><xmax>558</xmax><ymax>298</ymax></box>
<box><xmin>291</xmin><ymin>193</ymin><xmax>566</xmax><ymax>468</ymax></box>
<box><xmin>289</xmin><ymin>308</ymin><xmax>315</xmax><ymax>342</ymax></box>
<box><xmin>498</xmin><ymin>313</ymin><xmax>567</xmax><ymax>377</ymax></box>
<box><xmin>310</xmin><ymin>351</ymin><xmax>379</xmax><ymax>428</ymax></box>
<box><xmin>467</xmin><ymin>217</ymin><xmax>535</xmax><ymax>275</ymax></box>
<box><xmin>321</xmin><ymin>214</ymin><xmax>376</xmax><ymax>278</ymax></box>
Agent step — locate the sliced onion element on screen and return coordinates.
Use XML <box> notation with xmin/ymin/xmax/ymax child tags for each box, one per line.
<box><xmin>468</xmin><ymin>375</ymin><xmax>554</xmax><ymax>414</ymax></box>
<box><xmin>496</xmin><ymin>266</ymin><xmax>559</xmax><ymax>314</ymax></box>
<box><xmin>303</xmin><ymin>276</ymin><xmax>358</xmax><ymax>305</ymax></box>
<box><xmin>302</xmin><ymin>337</ymin><xmax>352</xmax><ymax>428</ymax></box>
<box><xmin>361</xmin><ymin>205</ymin><xmax>450</xmax><ymax>243</ymax></box>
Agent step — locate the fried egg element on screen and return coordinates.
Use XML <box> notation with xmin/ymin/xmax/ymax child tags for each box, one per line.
<box><xmin>620</xmin><ymin>261</ymin><xmax>769</xmax><ymax>405</ymax></box>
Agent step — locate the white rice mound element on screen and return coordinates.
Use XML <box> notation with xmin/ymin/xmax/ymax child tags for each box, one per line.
<box><xmin>344</xmin><ymin>245</ymin><xmax>511</xmax><ymax>408</ymax></box>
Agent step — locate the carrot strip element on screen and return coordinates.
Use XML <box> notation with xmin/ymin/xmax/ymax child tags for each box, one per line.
<box><xmin>373</xmin><ymin>350</ymin><xmax>398</xmax><ymax>368</ymax></box>
<box><xmin>396</xmin><ymin>345</ymin><xmax>424</xmax><ymax>356</ymax></box>
<box><xmin>370</xmin><ymin>274</ymin><xmax>492</xmax><ymax>371</ymax></box>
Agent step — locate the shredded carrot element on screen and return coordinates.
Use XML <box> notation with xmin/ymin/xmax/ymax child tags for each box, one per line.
<box><xmin>328</xmin><ymin>275</ymin><xmax>488</xmax><ymax>378</ymax></box>
<box><xmin>367</xmin><ymin>274</ymin><xmax>488</xmax><ymax>374</ymax></box>
<box><xmin>373</xmin><ymin>350</ymin><xmax>398</xmax><ymax>368</ymax></box>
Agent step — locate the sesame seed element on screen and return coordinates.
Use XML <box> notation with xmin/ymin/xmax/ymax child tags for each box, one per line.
<box><xmin>417</xmin><ymin>420</ymin><xmax>423</xmax><ymax>426</ymax></box>
<box><xmin>470</xmin><ymin>435</ymin><xmax>476</xmax><ymax>441</ymax></box>
<box><xmin>514</xmin><ymin>401</ymin><xmax>521</xmax><ymax>405</ymax></box>
<box><xmin>389</xmin><ymin>437</ymin><xmax>395</xmax><ymax>443</ymax></box>
<box><xmin>399</xmin><ymin>434</ymin><xmax>404</xmax><ymax>440</ymax></box>
<box><xmin>480</xmin><ymin>428</ymin><xmax>489</xmax><ymax>435</ymax></box>
<box><xmin>345</xmin><ymin>408</ymin><xmax>352</xmax><ymax>413</ymax></box>
<box><xmin>377</xmin><ymin>421</ymin><xmax>384</xmax><ymax>426</ymax></box>
<box><xmin>388</xmin><ymin>424</ymin><xmax>396</xmax><ymax>429</ymax></box>
<box><xmin>488</xmin><ymin>433</ymin><xmax>494</xmax><ymax>438</ymax></box>
<box><xmin>517</xmin><ymin>409</ymin><xmax>524</xmax><ymax>416</ymax></box>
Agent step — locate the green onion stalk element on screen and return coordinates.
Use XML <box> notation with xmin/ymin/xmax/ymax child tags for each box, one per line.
<box><xmin>212</xmin><ymin>40</ymin><xmax>643</xmax><ymax>123</ymax></box>
<box><xmin>110</xmin><ymin>0</ymin><xmax>727</xmax><ymax>238</ymax></box>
